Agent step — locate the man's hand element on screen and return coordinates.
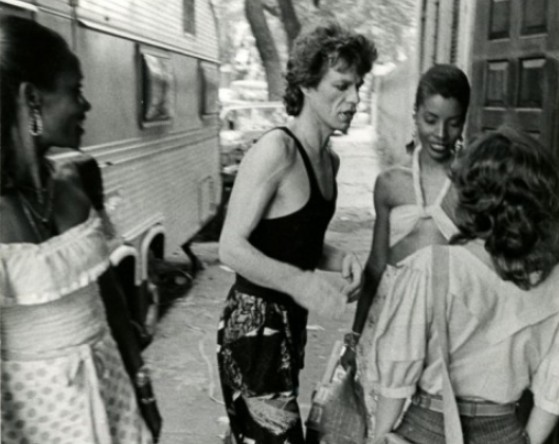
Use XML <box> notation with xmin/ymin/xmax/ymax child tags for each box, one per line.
<box><xmin>292</xmin><ymin>272</ymin><xmax>347</xmax><ymax>319</ymax></box>
<box><xmin>341</xmin><ymin>253</ymin><xmax>363</xmax><ymax>302</ymax></box>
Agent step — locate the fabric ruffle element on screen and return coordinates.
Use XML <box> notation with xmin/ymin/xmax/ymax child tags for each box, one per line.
<box><xmin>0</xmin><ymin>211</ymin><xmax>111</xmax><ymax>305</ymax></box>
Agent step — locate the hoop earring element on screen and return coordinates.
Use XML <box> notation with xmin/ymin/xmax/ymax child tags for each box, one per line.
<box><xmin>454</xmin><ymin>135</ymin><xmax>464</xmax><ymax>153</ymax></box>
<box><xmin>29</xmin><ymin>108</ymin><xmax>43</xmax><ymax>136</ymax></box>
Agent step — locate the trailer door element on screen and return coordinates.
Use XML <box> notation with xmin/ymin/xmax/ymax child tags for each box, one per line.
<box><xmin>469</xmin><ymin>0</ymin><xmax>559</xmax><ymax>153</ymax></box>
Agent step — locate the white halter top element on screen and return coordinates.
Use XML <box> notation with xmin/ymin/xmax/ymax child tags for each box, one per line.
<box><xmin>389</xmin><ymin>145</ymin><xmax>458</xmax><ymax>247</ymax></box>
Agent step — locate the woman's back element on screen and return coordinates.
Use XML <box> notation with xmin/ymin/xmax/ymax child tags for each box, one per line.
<box><xmin>373</xmin><ymin>244</ymin><xmax>559</xmax><ymax>410</ymax></box>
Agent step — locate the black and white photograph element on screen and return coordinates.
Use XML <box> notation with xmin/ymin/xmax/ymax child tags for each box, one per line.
<box><xmin>1</xmin><ymin>1</ymin><xmax>558</xmax><ymax>443</ymax></box>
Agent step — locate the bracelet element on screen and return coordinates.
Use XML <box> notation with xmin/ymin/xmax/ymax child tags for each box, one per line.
<box><xmin>140</xmin><ymin>396</ymin><xmax>156</xmax><ymax>405</ymax></box>
<box><xmin>135</xmin><ymin>364</ymin><xmax>151</xmax><ymax>388</ymax></box>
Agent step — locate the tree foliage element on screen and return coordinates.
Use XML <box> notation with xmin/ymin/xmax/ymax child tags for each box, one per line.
<box><xmin>298</xmin><ymin>0</ymin><xmax>417</xmax><ymax>62</ymax></box>
<box><xmin>215</xmin><ymin>0</ymin><xmax>417</xmax><ymax>99</ymax></box>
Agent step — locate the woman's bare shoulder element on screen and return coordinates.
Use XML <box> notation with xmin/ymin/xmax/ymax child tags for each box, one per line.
<box><xmin>376</xmin><ymin>164</ymin><xmax>413</xmax><ymax>191</ymax></box>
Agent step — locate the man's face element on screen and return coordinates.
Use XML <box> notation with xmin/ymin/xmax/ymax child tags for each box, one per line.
<box><xmin>303</xmin><ymin>61</ymin><xmax>362</xmax><ymax>133</ymax></box>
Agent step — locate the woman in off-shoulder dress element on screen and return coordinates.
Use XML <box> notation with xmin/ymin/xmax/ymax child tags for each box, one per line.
<box><xmin>0</xmin><ymin>16</ymin><xmax>160</xmax><ymax>443</ymax></box>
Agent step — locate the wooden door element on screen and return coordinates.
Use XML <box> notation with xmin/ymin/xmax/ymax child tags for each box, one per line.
<box><xmin>469</xmin><ymin>0</ymin><xmax>559</xmax><ymax>155</ymax></box>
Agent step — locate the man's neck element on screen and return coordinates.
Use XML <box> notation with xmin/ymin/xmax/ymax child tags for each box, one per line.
<box><xmin>289</xmin><ymin>113</ymin><xmax>332</xmax><ymax>156</ymax></box>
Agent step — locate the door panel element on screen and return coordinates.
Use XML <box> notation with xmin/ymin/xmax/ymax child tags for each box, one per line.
<box><xmin>469</xmin><ymin>0</ymin><xmax>559</xmax><ymax>155</ymax></box>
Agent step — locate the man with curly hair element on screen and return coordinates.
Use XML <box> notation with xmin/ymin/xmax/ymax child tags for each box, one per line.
<box><xmin>217</xmin><ymin>21</ymin><xmax>377</xmax><ymax>444</ymax></box>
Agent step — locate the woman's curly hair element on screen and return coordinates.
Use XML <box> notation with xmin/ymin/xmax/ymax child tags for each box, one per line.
<box><xmin>283</xmin><ymin>21</ymin><xmax>377</xmax><ymax>116</ymax></box>
<box><xmin>451</xmin><ymin>126</ymin><xmax>559</xmax><ymax>289</ymax></box>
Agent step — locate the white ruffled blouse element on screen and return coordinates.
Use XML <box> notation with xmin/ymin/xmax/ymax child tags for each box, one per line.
<box><xmin>371</xmin><ymin>244</ymin><xmax>559</xmax><ymax>415</ymax></box>
<box><xmin>0</xmin><ymin>210</ymin><xmax>110</xmax><ymax>306</ymax></box>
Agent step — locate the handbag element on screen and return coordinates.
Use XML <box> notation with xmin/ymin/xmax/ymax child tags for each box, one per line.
<box><xmin>306</xmin><ymin>340</ymin><xmax>368</xmax><ymax>444</ymax></box>
<box><xmin>380</xmin><ymin>247</ymin><xmax>464</xmax><ymax>444</ymax></box>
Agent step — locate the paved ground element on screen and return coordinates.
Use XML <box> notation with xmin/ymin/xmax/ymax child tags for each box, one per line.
<box><xmin>144</xmin><ymin>126</ymin><xmax>384</xmax><ymax>444</ymax></box>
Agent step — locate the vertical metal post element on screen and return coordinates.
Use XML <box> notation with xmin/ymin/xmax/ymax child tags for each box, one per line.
<box><xmin>69</xmin><ymin>0</ymin><xmax>79</xmax><ymax>50</ymax></box>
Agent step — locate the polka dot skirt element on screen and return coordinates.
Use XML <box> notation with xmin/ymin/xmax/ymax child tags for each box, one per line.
<box><xmin>2</xmin><ymin>334</ymin><xmax>153</xmax><ymax>444</ymax></box>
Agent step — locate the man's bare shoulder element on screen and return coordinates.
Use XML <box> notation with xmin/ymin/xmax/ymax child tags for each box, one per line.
<box><xmin>244</xmin><ymin>128</ymin><xmax>299</xmax><ymax>169</ymax></box>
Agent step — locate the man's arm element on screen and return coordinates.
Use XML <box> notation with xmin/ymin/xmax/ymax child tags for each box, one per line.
<box><xmin>317</xmin><ymin>243</ymin><xmax>362</xmax><ymax>300</ymax></box>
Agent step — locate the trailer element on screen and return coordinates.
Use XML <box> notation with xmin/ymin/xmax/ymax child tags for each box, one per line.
<box><xmin>0</xmin><ymin>0</ymin><xmax>222</xmax><ymax>341</ymax></box>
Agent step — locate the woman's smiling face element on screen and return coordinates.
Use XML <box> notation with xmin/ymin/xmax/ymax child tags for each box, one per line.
<box><xmin>415</xmin><ymin>93</ymin><xmax>465</xmax><ymax>162</ymax></box>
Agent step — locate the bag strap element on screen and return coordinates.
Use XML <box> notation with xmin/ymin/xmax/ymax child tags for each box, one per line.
<box><xmin>432</xmin><ymin>247</ymin><xmax>464</xmax><ymax>444</ymax></box>
<box><xmin>75</xmin><ymin>154</ymin><xmax>105</xmax><ymax>211</ymax></box>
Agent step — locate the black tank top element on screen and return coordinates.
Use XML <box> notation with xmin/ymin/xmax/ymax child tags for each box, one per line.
<box><xmin>235</xmin><ymin>126</ymin><xmax>337</xmax><ymax>301</ymax></box>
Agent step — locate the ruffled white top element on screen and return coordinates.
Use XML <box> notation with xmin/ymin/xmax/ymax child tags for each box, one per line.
<box><xmin>371</xmin><ymin>244</ymin><xmax>559</xmax><ymax>415</ymax></box>
<box><xmin>389</xmin><ymin>145</ymin><xmax>458</xmax><ymax>247</ymax></box>
<box><xmin>0</xmin><ymin>209</ymin><xmax>110</xmax><ymax>306</ymax></box>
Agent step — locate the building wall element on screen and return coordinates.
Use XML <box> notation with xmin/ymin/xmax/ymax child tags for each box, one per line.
<box><xmin>417</xmin><ymin>0</ymin><xmax>477</xmax><ymax>74</ymax></box>
<box><xmin>372</xmin><ymin>58</ymin><xmax>418</xmax><ymax>167</ymax></box>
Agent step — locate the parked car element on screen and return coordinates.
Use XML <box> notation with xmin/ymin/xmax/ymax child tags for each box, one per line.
<box><xmin>219</xmin><ymin>101</ymin><xmax>288</xmax><ymax>184</ymax></box>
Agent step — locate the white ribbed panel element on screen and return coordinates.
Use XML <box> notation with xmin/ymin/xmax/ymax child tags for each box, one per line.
<box><xmin>75</xmin><ymin>0</ymin><xmax>218</xmax><ymax>61</ymax></box>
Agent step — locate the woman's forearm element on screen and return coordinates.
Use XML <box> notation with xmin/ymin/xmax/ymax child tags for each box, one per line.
<box><xmin>97</xmin><ymin>267</ymin><xmax>144</xmax><ymax>376</ymax></box>
<box><xmin>351</xmin><ymin>265</ymin><xmax>384</xmax><ymax>334</ymax></box>
<box><xmin>526</xmin><ymin>406</ymin><xmax>559</xmax><ymax>444</ymax></box>
<box><xmin>374</xmin><ymin>395</ymin><xmax>406</xmax><ymax>438</ymax></box>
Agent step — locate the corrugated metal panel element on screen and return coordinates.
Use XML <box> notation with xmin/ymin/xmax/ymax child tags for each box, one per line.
<box><xmin>99</xmin><ymin>132</ymin><xmax>220</xmax><ymax>254</ymax></box>
<box><xmin>67</xmin><ymin>1</ymin><xmax>221</xmax><ymax>254</ymax></box>
<box><xmin>76</xmin><ymin>0</ymin><xmax>218</xmax><ymax>61</ymax></box>
<box><xmin>36</xmin><ymin>0</ymin><xmax>72</xmax><ymax>14</ymax></box>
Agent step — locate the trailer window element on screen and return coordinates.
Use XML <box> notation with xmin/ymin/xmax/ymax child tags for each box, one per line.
<box><xmin>183</xmin><ymin>0</ymin><xmax>196</xmax><ymax>35</ymax></box>
<box><xmin>199</xmin><ymin>61</ymin><xmax>219</xmax><ymax>116</ymax></box>
<box><xmin>138</xmin><ymin>46</ymin><xmax>175</xmax><ymax>127</ymax></box>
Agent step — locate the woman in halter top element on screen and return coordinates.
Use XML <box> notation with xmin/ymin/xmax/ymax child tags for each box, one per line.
<box><xmin>341</xmin><ymin>64</ymin><xmax>471</xmax><ymax>435</ymax></box>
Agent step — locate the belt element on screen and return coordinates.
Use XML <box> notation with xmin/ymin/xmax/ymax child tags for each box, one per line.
<box><xmin>412</xmin><ymin>393</ymin><xmax>516</xmax><ymax>417</ymax></box>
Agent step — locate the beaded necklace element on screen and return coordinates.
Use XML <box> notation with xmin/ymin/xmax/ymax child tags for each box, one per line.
<box><xmin>16</xmin><ymin>160</ymin><xmax>56</xmax><ymax>239</ymax></box>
